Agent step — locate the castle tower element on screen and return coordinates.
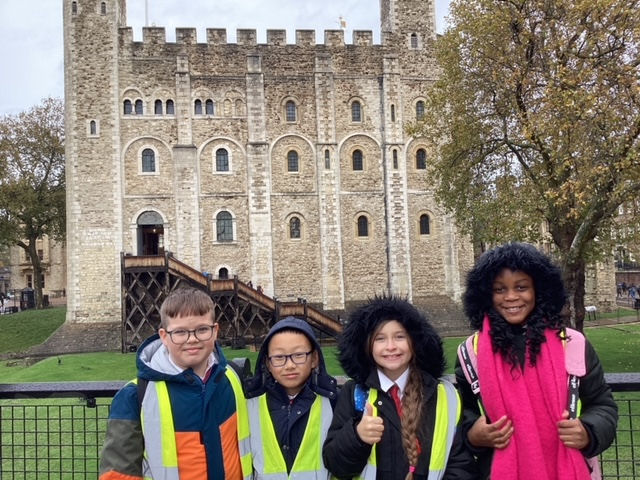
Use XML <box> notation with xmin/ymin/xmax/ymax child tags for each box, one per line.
<box><xmin>381</xmin><ymin>0</ymin><xmax>437</xmax><ymax>46</ymax></box>
<box><xmin>64</xmin><ymin>0</ymin><xmax>126</xmax><ymax>323</ymax></box>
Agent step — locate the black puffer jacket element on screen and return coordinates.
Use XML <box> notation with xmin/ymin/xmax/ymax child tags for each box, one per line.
<box><xmin>323</xmin><ymin>296</ymin><xmax>479</xmax><ymax>480</ymax></box>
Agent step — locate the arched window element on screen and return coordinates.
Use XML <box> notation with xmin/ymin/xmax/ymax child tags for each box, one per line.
<box><xmin>352</xmin><ymin>149</ymin><xmax>363</xmax><ymax>171</ymax></box>
<box><xmin>393</xmin><ymin>149</ymin><xmax>398</xmax><ymax>169</ymax></box>
<box><xmin>411</xmin><ymin>33</ymin><xmax>418</xmax><ymax>49</ymax></box>
<box><xmin>205</xmin><ymin>99</ymin><xmax>214</xmax><ymax>115</ymax></box>
<box><xmin>420</xmin><ymin>214</ymin><xmax>430</xmax><ymax>235</ymax></box>
<box><xmin>166</xmin><ymin>100</ymin><xmax>175</xmax><ymax>115</ymax></box>
<box><xmin>416</xmin><ymin>100</ymin><xmax>425</xmax><ymax>121</ymax></box>
<box><xmin>72</xmin><ymin>2</ymin><xmax>77</xmax><ymax>14</ymax></box>
<box><xmin>101</xmin><ymin>2</ymin><xmax>106</xmax><ymax>14</ymax></box>
<box><xmin>287</xmin><ymin>150</ymin><xmax>299</xmax><ymax>172</ymax></box>
<box><xmin>216</xmin><ymin>148</ymin><xmax>229</xmax><ymax>172</ymax></box>
<box><xmin>351</xmin><ymin>101</ymin><xmax>362</xmax><ymax>122</ymax></box>
<box><xmin>89</xmin><ymin>120</ymin><xmax>97</xmax><ymax>135</ymax></box>
<box><xmin>324</xmin><ymin>149</ymin><xmax>330</xmax><ymax>169</ymax></box>
<box><xmin>141</xmin><ymin>149</ymin><xmax>156</xmax><ymax>173</ymax></box>
<box><xmin>357</xmin><ymin>216</ymin><xmax>369</xmax><ymax>237</ymax></box>
<box><xmin>194</xmin><ymin>99</ymin><xmax>202</xmax><ymax>115</ymax></box>
<box><xmin>416</xmin><ymin>149</ymin><xmax>427</xmax><ymax>169</ymax></box>
<box><xmin>154</xmin><ymin>99</ymin><xmax>163</xmax><ymax>115</ymax></box>
<box><xmin>123</xmin><ymin>100</ymin><xmax>132</xmax><ymax>115</ymax></box>
<box><xmin>391</xmin><ymin>104</ymin><xmax>396</xmax><ymax>122</ymax></box>
<box><xmin>285</xmin><ymin>100</ymin><xmax>297</xmax><ymax>122</ymax></box>
<box><xmin>289</xmin><ymin>217</ymin><xmax>301</xmax><ymax>239</ymax></box>
<box><xmin>134</xmin><ymin>99</ymin><xmax>143</xmax><ymax>115</ymax></box>
<box><xmin>218</xmin><ymin>267</ymin><xmax>229</xmax><ymax>279</ymax></box>
<box><xmin>216</xmin><ymin>211</ymin><xmax>233</xmax><ymax>242</ymax></box>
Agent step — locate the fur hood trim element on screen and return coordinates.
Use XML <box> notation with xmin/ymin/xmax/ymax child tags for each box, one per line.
<box><xmin>463</xmin><ymin>242</ymin><xmax>566</xmax><ymax>329</ymax></box>
<box><xmin>338</xmin><ymin>295</ymin><xmax>445</xmax><ymax>384</ymax></box>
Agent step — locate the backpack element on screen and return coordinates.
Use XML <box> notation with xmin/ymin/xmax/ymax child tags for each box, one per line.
<box><xmin>456</xmin><ymin>328</ymin><xmax>601</xmax><ymax>480</ymax></box>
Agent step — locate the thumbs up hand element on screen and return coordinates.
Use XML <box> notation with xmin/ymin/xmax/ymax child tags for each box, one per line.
<box><xmin>356</xmin><ymin>402</ymin><xmax>384</xmax><ymax>445</ymax></box>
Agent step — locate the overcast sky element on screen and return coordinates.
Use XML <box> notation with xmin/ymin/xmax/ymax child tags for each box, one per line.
<box><xmin>0</xmin><ymin>0</ymin><xmax>451</xmax><ymax>116</ymax></box>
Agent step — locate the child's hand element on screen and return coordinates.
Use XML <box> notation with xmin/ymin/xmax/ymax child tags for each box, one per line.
<box><xmin>467</xmin><ymin>415</ymin><xmax>513</xmax><ymax>449</ymax></box>
<box><xmin>557</xmin><ymin>410</ymin><xmax>589</xmax><ymax>450</ymax></box>
<box><xmin>356</xmin><ymin>402</ymin><xmax>384</xmax><ymax>445</ymax></box>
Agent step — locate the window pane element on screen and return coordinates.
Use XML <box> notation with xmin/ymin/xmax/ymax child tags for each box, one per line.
<box><xmin>324</xmin><ymin>149</ymin><xmax>330</xmax><ymax>169</ymax></box>
<box><xmin>357</xmin><ymin>216</ymin><xmax>368</xmax><ymax>237</ymax></box>
<box><xmin>352</xmin><ymin>150</ymin><xmax>363</xmax><ymax>171</ymax></box>
<box><xmin>411</xmin><ymin>33</ymin><xmax>418</xmax><ymax>49</ymax></box>
<box><xmin>124</xmin><ymin>100</ymin><xmax>132</xmax><ymax>115</ymax></box>
<box><xmin>194</xmin><ymin>100</ymin><xmax>202</xmax><ymax>115</ymax></box>
<box><xmin>135</xmin><ymin>100</ymin><xmax>143</xmax><ymax>115</ymax></box>
<box><xmin>393</xmin><ymin>149</ymin><xmax>398</xmax><ymax>169</ymax></box>
<box><xmin>142</xmin><ymin>149</ymin><xmax>155</xmax><ymax>172</ymax></box>
<box><xmin>217</xmin><ymin>211</ymin><xmax>233</xmax><ymax>242</ymax></box>
<box><xmin>216</xmin><ymin>148</ymin><xmax>229</xmax><ymax>172</ymax></box>
<box><xmin>290</xmin><ymin>217</ymin><xmax>301</xmax><ymax>239</ymax></box>
<box><xmin>286</xmin><ymin>100</ymin><xmax>296</xmax><ymax>122</ymax></box>
<box><xmin>154</xmin><ymin>99</ymin><xmax>163</xmax><ymax>115</ymax></box>
<box><xmin>90</xmin><ymin>121</ymin><xmax>97</xmax><ymax>135</ymax></box>
<box><xmin>166</xmin><ymin>100</ymin><xmax>175</xmax><ymax>115</ymax></box>
<box><xmin>416</xmin><ymin>149</ymin><xmax>427</xmax><ymax>169</ymax></box>
<box><xmin>420</xmin><ymin>214</ymin><xmax>430</xmax><ymax>235</ymax></box>
<box><xmin>287</xmin><ymin>151</ymin><xmax>299</xmax><ymax>172</ymax></box>
<box><xmin>416</xmin><ymin>100</ymin><xmax>425</xmax><ymax>121</ymax></box>
<box><xmin>391</xmin><ymin>104</ymin><xmax>396</xmax><ymax>122</ymax></box>
<box><xmin>206</xmin><ymin>99</ymin><xmax>214</xmax><ymax>115</ymax></box>
<box><xmin>351</xmin><ymin>101</ymin><xmax>361</xmax><ymax>122</ymax></box>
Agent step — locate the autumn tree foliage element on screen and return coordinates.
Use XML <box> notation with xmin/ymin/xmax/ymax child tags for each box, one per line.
<box><xmin>0</xmin><ymin>97</ymin><xmax>65</xmax><ymax>309</ymax></box>
<box><xmin>409</xmin><ymin>0</ymin><xmax>640</xmax><ymax>329</ymax></box>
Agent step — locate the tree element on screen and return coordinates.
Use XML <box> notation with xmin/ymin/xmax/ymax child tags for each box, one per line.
<box><xmin>408</xmin><ymin>0</ymin><xmax>640</xmax><ymax>330</ymax></box>
<box><xmin>0</xmin><ymin>97</ymin><xmax>65</xmax><ymax>309</ymax></box>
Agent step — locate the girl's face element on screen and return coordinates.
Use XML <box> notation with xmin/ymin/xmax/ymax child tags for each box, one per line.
<box><xmin>370</xmin><ymin>320</ymin><xmax>413</xmax><ymax>381</ymax></box>
<box><xmin>492</xmin><ymin>268</ymin><xmax>536</xmax><ymax>325</ymax></box>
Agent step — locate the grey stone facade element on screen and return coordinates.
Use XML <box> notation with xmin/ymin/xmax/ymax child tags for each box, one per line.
<box><xmin>63</xmin><ymin>0</ymin><xmax>475</xmax><ymax>324</ymax></box>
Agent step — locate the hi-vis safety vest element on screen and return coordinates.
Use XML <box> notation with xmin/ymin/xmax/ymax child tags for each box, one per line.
<box><xmin>247</xmin><ymin>393</ymin><xmax>333</xmax><ymax>479</ymax></box>
<box><xmin>357</xmin><ymin>381</ymin><xmax>461</xmax><ymax>480</ymax></box>
<box><xmin>138</xmin><ymin>367</ymin><xmax>252</xmax><ymax>480</ymax></box>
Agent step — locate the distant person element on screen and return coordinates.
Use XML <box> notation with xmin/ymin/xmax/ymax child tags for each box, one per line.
<box><xmin>455</xmin><ymin>243</ymin><xmax>617</xmax><ymax>479</ymax></box>
<box><xmin>99</xmin><ymin>287</ymin><xmax>249</xmax><ymax>480</ymax></box>
<box><xmin>256</xmin><ymin>285</ymin><xmax>263</xmax><ymax>294</ymax></box>
<box><xmin>243</xmin><ymin>316</ymin><xmax>337</xmax><ymax>477</ymax></box>
<box><xmin>323</xmin><ymin>295</ymin><xmax>478</xmax><ymax>479</ymax></box>
<box><xmin>247</xmin><ymin>280</ymin><xmax>253</xmax><ymax>289</ymax></box>
<box><xmin>629</xmin><ymin>284</ymin><xmax>637</xmax><ymax>301</ymax></box>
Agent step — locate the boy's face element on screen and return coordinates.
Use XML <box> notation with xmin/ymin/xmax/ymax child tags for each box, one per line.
<box><xmin>492</xmin><ymin>268</ymin><xmax>536</xmax><ymax>325</ymax></box>
<box><xmin>266</xmin><ymin>331</ymin><xmax>318</xmax><ymax>396</ymax></box>
<box><xmin>158</xmin><ymin>312</ymin><xmax>218</xmax><ymax>378</ymax></box>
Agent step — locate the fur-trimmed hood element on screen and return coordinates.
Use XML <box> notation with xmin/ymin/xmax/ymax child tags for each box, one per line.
<box><xmin>463</xmin><ymin>242</ymin><xmax>566</xmax><ymax>329</ymax></box>
<box><xmin>243</xmin><ymin>316</ymin><xmax>337</xmax><ymax>400</ymax></box>
<box><xmin>338</xmin><ymin>295</ymin><xmax>445</xmax><ymax>384</ymax></box>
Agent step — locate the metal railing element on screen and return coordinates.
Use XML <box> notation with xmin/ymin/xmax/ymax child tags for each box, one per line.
<box><xmin>1</xmin><ymin>375</ymin><xmax>639</xmax><ymax>479</ymax></box>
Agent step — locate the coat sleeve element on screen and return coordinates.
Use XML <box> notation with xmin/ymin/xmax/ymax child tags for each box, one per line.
<box><xmin>578</xmin><ymin>340</ymin><xmax>618</xmax><ymax>458</ymax></box>
<box><xmin>442</xmin><ymin>420</ymin><xmax>481</xmax><ymax>480</ymax></box>
<box><xmin>322</xmin><ymin>381</ymin><xmax>373</xmax><ymax>479</ymax></box>
<box><xmin>99</xmin><ymin>384</ymin><xmax>145</xmax><ymax>480</ymax></box>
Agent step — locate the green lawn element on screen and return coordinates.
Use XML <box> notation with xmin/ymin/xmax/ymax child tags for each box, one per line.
<box><xmin>0</xmin><ymin>307</ymin><xmax>639</xmax><ymax>382</ymax></box>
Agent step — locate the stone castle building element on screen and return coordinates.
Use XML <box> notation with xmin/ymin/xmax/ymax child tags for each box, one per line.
<box><xmin>63</xmin><ymin>0</ymin><xmax>478</xmax><ymax>325</ymax></box>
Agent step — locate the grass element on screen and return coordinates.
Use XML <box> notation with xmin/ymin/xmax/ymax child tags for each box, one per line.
<box><xmin>0</xmin><ymin>307</ymin><xmax>638</xmax><ymax>383</ymax></box>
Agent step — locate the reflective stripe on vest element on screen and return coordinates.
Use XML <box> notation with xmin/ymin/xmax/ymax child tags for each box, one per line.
<box><xmin>248</xmin><ymin>393</ymin><xmax>333</xmax><ymax>479</ymax></box>
<box><xmin>139</xmin><ymin>367</ymin><xmax>251</xmax><ymax>480</ymax></box>
<box><xmin>357</xmin><ymin>382</ymin><xmax>460</xmax><ymax>480</ymax></box>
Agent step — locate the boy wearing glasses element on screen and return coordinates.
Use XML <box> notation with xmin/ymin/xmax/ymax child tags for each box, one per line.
<box><xmin>100</xmin><ymin>287</ymin><xmax>248</xmax><ymax>480</ymax></box>
<box><xmin>243</xmin><ymin>316</ymin><xmax>338</xmax><ymax>478</ymax></box>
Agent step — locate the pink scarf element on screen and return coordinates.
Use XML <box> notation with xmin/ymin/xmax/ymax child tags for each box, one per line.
<box><xmin>478</xmin><ymin>315</ymin><xmax>590</xmax><ymax>480</ymax></box>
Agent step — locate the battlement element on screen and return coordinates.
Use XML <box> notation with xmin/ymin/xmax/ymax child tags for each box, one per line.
<box><xmin>119</xmin><ymin>27</ymin><xmax>379</xmax><ymax>47</ymax></box>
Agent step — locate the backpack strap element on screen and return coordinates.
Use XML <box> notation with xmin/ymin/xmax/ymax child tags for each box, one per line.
<box><xmin>457</xmin><ymin>333</ymin><xmax>480</xmax><ymax>395</ymax></box>
<box><xmin>563</xmin><ymin>327</ymin><xmax>586</xmax><ymax>419</ymax></box>
<box><xmin>353</xmin><ymin>383</ymin><xmax>369</xmax><ymax>413</ymax></box>
<box><xmin>136</xmin><ymin>377</ymin><xmax>149</xmax><ymax>412</ymax></box>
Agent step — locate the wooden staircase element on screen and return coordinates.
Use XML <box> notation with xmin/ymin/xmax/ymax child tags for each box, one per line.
<box><xmin>121</xmin><ymin>252</ymin><xmax>342</xmax><ymax>353</ymax></box>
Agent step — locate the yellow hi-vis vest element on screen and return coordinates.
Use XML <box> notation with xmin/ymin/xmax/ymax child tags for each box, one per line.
<box><xmin>247</xmin><ymin>393</ymin><xmax>333</xmax><ymax>479</ymax></box>
<box><xmin>357</xmin><ymin>380</ymin><xmax>461</xmax><ymax>480</ymax></box>
<box><xmin>138</xmin><ymin>367</ymin><xmax>252</xmax><ymax>480</ymax></box>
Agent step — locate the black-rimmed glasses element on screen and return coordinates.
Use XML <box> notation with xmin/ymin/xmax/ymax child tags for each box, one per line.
<box><xmin>164</xmin><ymin>325</ymin><xmax>216</xmax><ymax>344</ymax></box>
<box><xmin>268</xmin><ymin>351</ymin><xmax>313</xmax><ymax>367</ymax></box>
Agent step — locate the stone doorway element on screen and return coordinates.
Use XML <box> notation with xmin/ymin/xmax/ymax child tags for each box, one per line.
<box><xmin>137</xmin><ymin>211</ymin><xmax>164</xmax><ymax>256</ymax></box>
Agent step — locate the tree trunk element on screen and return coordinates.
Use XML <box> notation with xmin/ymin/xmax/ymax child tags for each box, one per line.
<box><xmin>561</xmin><ymin>258</ymin><xmax>586</xmax><ymax>332</ymax></box>
<box><xmin>27</xmin><ymin>241</ymin><xmax>44</xmax><ymax>309</ymax></box>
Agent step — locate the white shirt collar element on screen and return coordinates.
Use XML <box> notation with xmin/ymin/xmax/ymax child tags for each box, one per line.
<box><xmin>377</xmin><ymin>367</ymin><xmax>410</xmax><ymax>398</ymax></box>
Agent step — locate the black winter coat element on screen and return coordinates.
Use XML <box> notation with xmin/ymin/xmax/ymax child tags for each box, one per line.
<box><xmin>323</xmin><ymin>369</ymin><xmax>480</xmax><ymax>480</ymax></box>
<box><xmin>454</xmin><ymin>334</ymin><xmax>618</xmax><ymax>479</ymax></box>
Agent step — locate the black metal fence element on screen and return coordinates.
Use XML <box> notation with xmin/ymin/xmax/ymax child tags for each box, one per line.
<box><xmin>1</xmin><ymin>375</ymin><xmax>639</xmax><ymax>479</ymax></box>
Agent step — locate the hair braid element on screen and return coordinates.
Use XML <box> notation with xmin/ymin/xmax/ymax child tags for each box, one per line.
<box><xmin>400</xmin><ymin>367</ymin><xmax>424</xmax><ymax>479</ymax></box>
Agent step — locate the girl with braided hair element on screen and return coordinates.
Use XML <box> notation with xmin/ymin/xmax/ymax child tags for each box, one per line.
<box><xmin>323</xmin><ymin>295</ymin><xmax>479</xmax><ymax>480</ymax></box>
<box><xmin>455</xmin><ymin>242</ymin><xmax>617</xmax><ymax>480</ymax></box>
